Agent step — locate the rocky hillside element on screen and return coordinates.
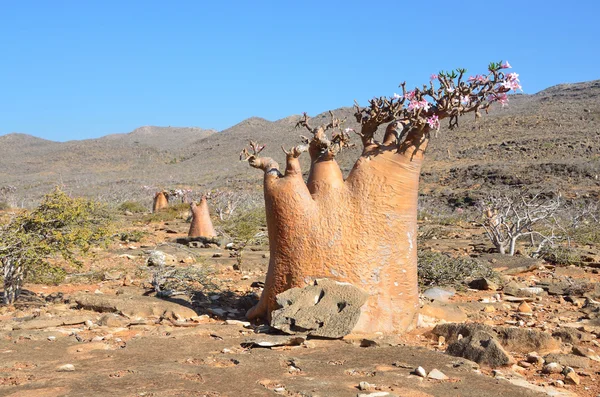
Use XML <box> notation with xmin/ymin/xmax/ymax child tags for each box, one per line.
<box><xmin>0</xmin><ymin>80</ymin><xmax>598</xmax><ymax>207</ymax></box>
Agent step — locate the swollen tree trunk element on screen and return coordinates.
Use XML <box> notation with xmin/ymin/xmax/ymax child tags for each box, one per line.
<box><xmin>242</xmin><ymin>63</ymin><xmax>520</xmax><ymax>334</ymax></box>
<box><xmin>152</xmin><ymin>191</ymin><xmax>169</xmax><ymax>213</ymax></box>
<box><xmin>188</xmin><ymin>196</ymin><xmax>217</xmax><ymax>237</ymax></box>
<box><xmin>243</xmin><ymin>121</ymin><xmax>427</xmax><ymax>334</ymax></box>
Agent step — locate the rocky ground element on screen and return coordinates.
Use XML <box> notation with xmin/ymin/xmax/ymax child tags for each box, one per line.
<box><xmin>1</xmin><ymin>214</ymin><xmax>600</xmax><ymax>397</ymax></box>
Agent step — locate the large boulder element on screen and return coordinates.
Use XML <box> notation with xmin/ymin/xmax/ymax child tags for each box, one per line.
<box><xmin>270</xmin><ymin>279</ymin><xmax>368</xmax><ymax>338</ymax></box>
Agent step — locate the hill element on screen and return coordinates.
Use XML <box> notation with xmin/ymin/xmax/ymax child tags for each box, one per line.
<box><xmin>0</xmin><ymin>80</ymin><xmax>598</xmax><ymax>207</ymax></box>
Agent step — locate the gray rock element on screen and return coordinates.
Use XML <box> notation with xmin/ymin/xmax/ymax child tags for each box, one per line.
<box><xmin>446</xmin><ymin>330</ymin><xmax>514</xmax><ymax>367</ymax></box>
<box><xmin>468</xmin><ymin>278</ymin><xmax>497</xmax><ymax>291</ymax></box>
<box><xmin>422</xmin><ymin>287</ymin><xmax>455</xmax><ymax>302</ymax></box>
<box><xmin>543</xmin><ymin>353</ymin><xmax>590</xmax><ymax>369</ymax></box>
<box><xmin>146</xmin><ymin>250</ymin><xmax>176</xmax><ymax>267</ymax></box>
<box><xmin>57</xmin><ymin>364</ymin><xmax>75</xmax><ymax>372</ymax></box>
<box><xmin>552</xmin><ymin>327</ymin><xmax>594</xmax><ymax>344</ymax></box>
<box><xmin>73</xmin><ymin>293</ymin><xmax>197</xmax><ymax>321</ymax></box>
<box><xmin>427</xmin><ymin>368</ymin><xmax>449</xmax><ymax>380</ymax></box>
<box><xmin>98</xmin><ymin>313</ymin><xmax>130</xmax><ymax>328</ymax></box>
<box><xmin>494</xmin><ymin>327</ymin><xmax>560</xmax><ymax>354</ymax></box>
<box><xmin>240</xmin><ymin>335</ymin><xmax>305</xmax><ymax>348</ymax></box>
<box><xmin>542</xmin><ymin>362</ymin><xmax>563</xmax><ymax>374</ymax></box>
<box><xmin>11</xmin><ymin>315</ymin><xmax>91</xmax><ymax>330</ymax></box>
<box><xmin>432</xmin><ymin>323</ymin><xmax>560</xmax><ymax>354</ymax></box>
<box><xmin>414</xmin><ymin>366</ymin><xmax>427</xmax><ymax>377</ymax></box>
<box><xmin>270</xmin><ymin>279</ymin><xmax>368</xmax><ymax>338</ymax></box>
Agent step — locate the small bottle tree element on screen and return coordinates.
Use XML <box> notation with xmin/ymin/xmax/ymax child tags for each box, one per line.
<box><xmin>0</xmin><ymin>188</ymin><xmax>113</xmax><ymax>304</ymax></box>
<box><xmin>241</xmin><ymin>62</ymin><xmax>521</xmax><ymax>333</ymax></box>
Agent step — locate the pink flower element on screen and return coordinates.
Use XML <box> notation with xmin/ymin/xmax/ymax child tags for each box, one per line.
<box><xmin>506</xmin><ymin>72</ymin><xmax>519</xmax><ymax>81</ymax></box>
<box><xmin>427</xmin><ymin>115</ymin><xmax>440</xmax><ymax>130</ymax></box>
<box><xmin>497</xmin><ymin>93</ymin><xmax>509</xmax><ymax>106</ymax></box>
<box><xmin>469</xmin><ymin>74</ymin><xmax>489</xmax><ymax>83</ymax></box>
<box><xmin>446</xmin><ymin>86</ymin><xmax>455</xmax><ymax>93</ymax></box>
<box><xmin>430</xmin><ymin>74</ymin><xmax>438</xmax><ymax>81</ymax></box>
<box><xmin>502</xmin><ymin>80</ymin><xmax>522</xmax><ymax>91</ymax></box>
<box><xmin>392</xmin><ymin>93</ymin><xmax>402</xmax><ymax>100</ymax></box>
<box><xmin>486</xmin><ymin>94</ymin><xmax>497</xmax><ymax>103</ymax></box>
<box><xmin>407</xmin><ymin>99</ymin><xmax>431</xmax><ymax>112</ymax></box>
<box><xmin>501</xmin><ymin>61</ymin><xmax>512</xmax><ymax>69</ymax></box>
<box><xmin>460</xmin><ymin>95</ymin><xmax>470</xmax><ymax>105</ymax></box>
<box><xmin>407</xmin><ymin>100</ymin><xmax>419</xmax><ymax>111</ymax></box>
<box><xmin>405</xmin><ymin>90</ymin><xmax>416</xmax><ymax>101</ymax></box>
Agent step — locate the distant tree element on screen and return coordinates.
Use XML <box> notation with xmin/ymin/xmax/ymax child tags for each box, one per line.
<box><xmin>188</xmin><ymin>196</ymin><xmax>217</xmax><ymax>237</ymax></box>
<box><xmin>0</xmin><ymin>188</ymin><xmax>113</xmax><ymax>304</ymax></box>
<box><xmin>479</xmin><ymin>192</ymin><xmax>564</xmax><ymax>256</ymax></box>
<box><xmin>241</xmin><ymin>61</ymin><xmax>521</xmax><ymax>333</ymax></box>
<box><xmin>152</xmin><ymin>191</ymin><xmax>169</xmax><ymax>212</ymax></box>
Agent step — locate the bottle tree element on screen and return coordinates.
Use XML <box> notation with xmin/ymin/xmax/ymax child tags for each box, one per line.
<box><xmin>241</xmin><ymin>62</ymin><xmax>520</xmax><ymax>333</ymax></box>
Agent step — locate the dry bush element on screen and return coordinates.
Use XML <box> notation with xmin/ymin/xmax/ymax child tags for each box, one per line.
<box><xmin>418</xmin><ymin>249</ymin><xmax>499</xmax><ymax>289</ymax></box>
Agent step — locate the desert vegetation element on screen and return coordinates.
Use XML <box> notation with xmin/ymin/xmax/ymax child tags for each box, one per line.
<box><xmin>240</xmin><ymin>62</ymin><xmax>523</xmax><ymax>333</ymax></box>
<box><xmin>0</xmin><ymin>188</ymin><xmax>113</xmax><ymax>304</ymax></box>
<box><xmin>1</xmin><ymin>73</ymin><xmax>600</xmax><ymax>397</ymax></box>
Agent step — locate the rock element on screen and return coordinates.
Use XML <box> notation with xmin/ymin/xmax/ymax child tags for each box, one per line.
<box><xmin>357</xmin><ymin>393</ymin><xmax>397</xmax><ymax>397</ymax></box>
<box><xmin>225</xmin><ymin>319</ymin><xmax>251</xmax><ymax>327</ymax></box>
<box><xmin>422</xmin><ymin>287</ymin><xmax>455</xmax><ymax>302</ymax></box>
<box><xmin>98</xmin><ymin>313</ymin><xmax>129</xmax><ymax>328</ymax></box>
<box><xmin>526</xmin><ymin>352</ymin><xmax>544</xmax><ymax>366</ymax></box>
<box><xmin>413</xmin><ymin>366</ymin><xmax>427</xmax><ymax>377</ymax></box>
<box><xmin>212</xmin><ymin>253</ymin><xmax>223</xmax><ymax>258</ymax></box>
<box><xmin>358</xmin><ymin>381</ymin><xmax>373</xmax><ymax>391</ymax></box>
<box><xmin>57</xmin><ymin>364</ymin><xmax>75</xmax><ymax>372</ymax></box>
<box><xmin>12</xmin><ymin>316</ymin><xmax>91</xmax><ymax>330</ymax></box>
<box><xmin>47</xmin><ymin>336</ymin><xmax>56</xmax><ymax>341</ymax></box>
<box><xmin>73</xmin><ymin>293</ymin><xmax>197</xmax><ymax>321</ymax></box>
<box><xmin>572</xmin><ymin>345</ymin><xmax>600</xmax><ymax>362</ymax></box>
<box><xmin>103</xmin><ymin>270</ymin><xmax>123</xmax><ymax>281</ymax></box>
<box><xmin>542</xmin><ymin>362</ymin><xmax>563</xmax><ymax>374</ymax></box>
<box><xmin>544</xmin><ymin>353</ymin><xmax>590</xmax><ymax>369</ymax></box>
<box><xmin>240</xmin><ymin>335</ymin><xmax>305</xmax><ymax>348</ymax></box>
<box><xmin>433</xmin><ymin>323</ymin><xmax>560</xmax><ymax>354</ymax></box>
<box><xmin>419</xmin><ymin>301</ymin><xmax>468</xmax><ymax>325</ymax></box>
<box><xmin>146</xmin><ymin>250</ymin><xmax>176</xmax><ymax>267</ymax></box>
<box><xmin>445</xmin><ymin>330</ymin><xmax>514</xmax><ymax>367</ymax></box>
<box><xmin>517</xmin><ymin>301</ymin><xmax>532</xmax><ymax>313</ymax></box>
<box><xmin>270</xmin><ymin>279</ymin><xmax>368</xmax><ymax>338</ymax></box>
<box><xmin>519</xmin><ymin>287</ymin><xmax>544</xmax><ymax>296</ymax></box>
<box><xmin>552</xmin><ymin>327</ymin><xmax>595</xmax><ymax>344</ymax></box>
<box><xmin>503</xmin><ymin>281</ymin><xmax>528</xmax><ymax>296</ymax></box>
<box><xmin>468</xmin><ymin>278</ymin><xmax>497</xmax><ymax>291</ymax></box>
<box><xmin>494</xmin><ymin>327</ymin><xmax>560</xmax><ymax>354</ymax></box>
<box><xmin>563</xmin><ymin>370</ymin><xmax>581</xmax><ymax>385</ymax></box>
<box><xmin>505</xmin><ymin>377</ymin><xmax>578</xmax><ymax>397</ymax></box>
<box><xmin>427</xmin><ymin>368</ymin><xmax>448</xmax><ymax>380</ymax></box>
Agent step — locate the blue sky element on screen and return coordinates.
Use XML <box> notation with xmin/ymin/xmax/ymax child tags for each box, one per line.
<box><xmin>1</xmin><ymin>0</ymin><xmax>598</xmax><ymax>142</ymax></box>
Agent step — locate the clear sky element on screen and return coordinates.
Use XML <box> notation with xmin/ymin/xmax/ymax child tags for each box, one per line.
<box><xmin>1</xmin><ymin>0</ymin><xmax>598</xmax><ymax>142</ymax></box>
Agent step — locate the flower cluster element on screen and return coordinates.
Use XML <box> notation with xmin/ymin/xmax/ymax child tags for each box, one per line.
<box><xmin>407</xmin><ymin>99</ymin><xmax>431</xmax><ymax>112</ymax></box>
<box><xmin>426</xmin><ymin>115</ymin><xmax>440</xmax><ymax>130</ymax></box>
<box><xmin>468</xmin><ymin>75</ymin><xmax>489</xmax><ymax>83</ymax></box>
<box><xmin>501</xmin><ymin>72</ymin><xmax>522</xmax><ymax>91</ymax></box>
